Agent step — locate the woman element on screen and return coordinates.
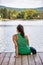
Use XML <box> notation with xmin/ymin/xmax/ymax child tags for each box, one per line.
<box><xmin>12</xmin><ymin>24</ymin><xmax>37</xmax><ymax>58</ymax></box>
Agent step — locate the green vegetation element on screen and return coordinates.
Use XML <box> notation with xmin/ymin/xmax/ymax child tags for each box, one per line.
<box><xmin>0</xmin><ymin>8</ymin><xmax>43</xmax><ymax>21</ymax></box>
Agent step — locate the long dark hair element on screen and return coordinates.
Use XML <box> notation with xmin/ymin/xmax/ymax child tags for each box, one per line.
<box><xmin>17</xmin><ymin>24</ymin><xmax>25</xmax><ymax>38</ymax></box>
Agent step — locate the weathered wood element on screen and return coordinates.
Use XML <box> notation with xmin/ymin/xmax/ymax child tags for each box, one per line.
<box><xmin>9</xmin><ymin>53</ymin><xmax>15</xmax><ymax>65</ymax></box>
<box><xmin>1</xmin><ymin>53</ymin><xmax>11</xmax><ymax>65</ymax></box>
<box><xmin>0</xmin><ymin>52</ymin><xmax>43</xmax><ymax>65</ymax></box>
<box><xmin>22</xmin><ymin>55</ymin><xmax>28</xmax><ymax>65</ymax></box>
<box><xmin>15</xmin><ymin>55</ymin><xmax>21</xmax><ymax>65</ymax></box>
<box><xmin>38</xmin><ymin>53</ymin><xmax>43</xmax><ymax>64</ymax></box>
<box><xmin>33</xmin><ymin>53</ymin><xmax>42</xmax><ymax>65</ymax></box>
<box><xmin>0</xmin><ymin>53</ymin><xmax>6</xmax><ymax>65</ymax></box>
<box><xmin>28</xmin><ymin>55</ymin><xmax>35</xmax><ymax>65</ymax></box>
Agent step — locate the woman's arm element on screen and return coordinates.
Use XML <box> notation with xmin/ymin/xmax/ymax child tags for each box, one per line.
<box><xmin>13</xmin><ymin>35</ymin><xmax>18</xmax><ymax>47</ymax></box>
<box><xmin>25</xmin><ymin>36</ymin><xmax>29</xmax><ymax>45</ymax></box>
<box><xmin>12</xmin><ymin>35</ymin><xmax>18</xmax><ymax>58</ymax></box>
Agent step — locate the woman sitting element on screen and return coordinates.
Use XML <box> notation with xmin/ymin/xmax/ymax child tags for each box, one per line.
<box><xmin>12</xmin><ymin>24</ymin><xmax>37</xmax><ymax>58</ymax></box>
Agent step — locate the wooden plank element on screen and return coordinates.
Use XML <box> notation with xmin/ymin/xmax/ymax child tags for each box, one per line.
<box><xmin>9</xmin><ymin>53</ymin><xmax>15</xmax><ymax>65</ymax></box>
<box><xmin>22</xmin><ymin>55</ymin><xmax>28</xmax><ymax>65</ymax></box>
<box><xmin>15</xmin><ymin>55</ymin><xmax>21</xmax><ymax>65</ymax></box>
<box><xmin>0</xmin><ymin>52</ymin><xmax>43</xmax><ymax>65</ymax></box>
<box><xmin>2</xmin><ymin>53</ymin><xmax>11</xmax><ymax>65</ymax></box>
<box><xmin>5</xmin><ymin>52</ymin><xmax>11</xmax><ymax>57</ymax></box>
<box><xmin>0</xmin><ymin>53</ymin><xmax>6</xmax><ymax>65</ymax></box>
<box><xmin>33</xmin><ymin>53</ymin><xmax>42</xmax><ymax>65</ymax></box>
<box><xmin>28</xmin><ymin>55</ymin><xmax>35</xmax><ymax>65</ymax></box>
<box><xmin>38</xmin><ymin>53</ymin><xmax>43</xmax><ymax>64</ymax></box>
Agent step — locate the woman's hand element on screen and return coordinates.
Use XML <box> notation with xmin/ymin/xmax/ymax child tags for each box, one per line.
<box><xmin>14</xmin><ymin>54</ymin><xmax>19</xmax><ymax>58</ymax></box>
<box><xmin>16</xmin><ymin>54</ymin><xmax>19</xmax><ymax>58</ymax></box>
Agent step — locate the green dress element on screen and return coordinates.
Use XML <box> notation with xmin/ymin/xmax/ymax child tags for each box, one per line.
<box><xmin>16</xmin><ymin>33</ymin><xmax>31</xmax><ymax>55</ymax></box>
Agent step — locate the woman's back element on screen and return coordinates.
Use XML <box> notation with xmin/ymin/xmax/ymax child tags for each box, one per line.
<box><xmin>13</xmin><ymin>24</ymin><xmax>36</xmax><ymax>57</ymax></box>
<box><xmin>16</xmin><ymin>33</ymin><xmax>31</xmax><ymax>55</ymax></box>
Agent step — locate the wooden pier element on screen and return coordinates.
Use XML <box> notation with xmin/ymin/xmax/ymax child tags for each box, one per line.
<box><xmin>0</xmin><ymin>52</ymin><xmax>43</xmax><ymax>65</ymax></box>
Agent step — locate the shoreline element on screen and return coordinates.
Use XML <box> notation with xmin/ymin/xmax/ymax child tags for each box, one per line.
<box><xmin>0</xmin><ymin>19</ymin><xmax>43</xmax><ymax>21</ymax></box>
<box><xmin>0</xmin><ymin>20</ymin><xmax>43</xmax><ymax>26</ymax></box>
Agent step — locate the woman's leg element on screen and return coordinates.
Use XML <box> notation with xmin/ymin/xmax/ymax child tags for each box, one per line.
<box><xmin>30</xmin><ymin>47</ymin><xmax>37</xmax><ymax>54</ymax></box>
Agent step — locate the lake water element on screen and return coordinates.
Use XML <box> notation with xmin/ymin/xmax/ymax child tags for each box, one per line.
<box><xmin>0</xmin><ymin>20</ymin><xmax>43</xmax><ymax>52</ymax></box>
